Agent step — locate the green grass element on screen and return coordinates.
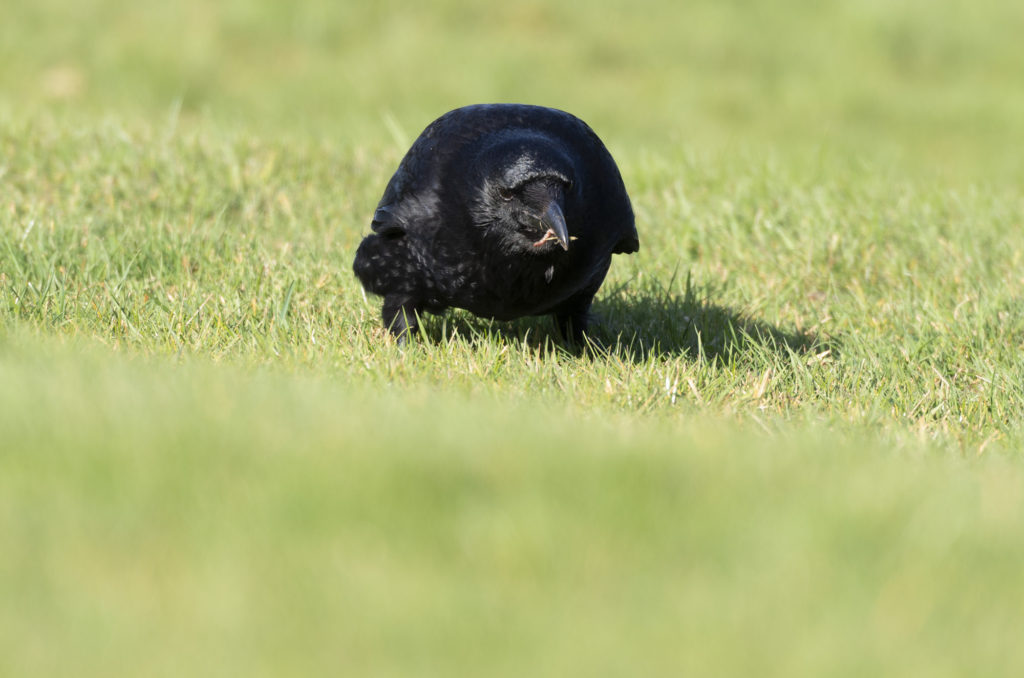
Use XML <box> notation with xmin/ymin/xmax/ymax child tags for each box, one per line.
<box><xmin>3</xmin><ymin>0</ymin><xmax>1024</xmax><ymax>675</ymax></box>
<box><xmin>4</xmin><ymin>344</ymin><xmax>1024</xmax><ymax>677</ymax></box>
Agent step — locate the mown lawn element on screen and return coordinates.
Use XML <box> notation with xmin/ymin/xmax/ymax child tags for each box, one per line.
<box><xmin>2</xmin><ymin>0</ymin><xmax>1024</xmax><ymax>675</ymax></box>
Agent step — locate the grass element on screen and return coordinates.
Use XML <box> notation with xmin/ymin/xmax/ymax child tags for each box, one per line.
<box><xmin>4</xmin><ymin>344</ymin><xmax>1024</xmax><ymax>677</ymax></box>
<box><xmin>4</xmin><ymin>122</ymin><xmax>1021</xmax><ymax>443</ymax></box>
<box><xmin>3</xmin><ymin>0</ymin><xmax>1024</xmax><ymax>675</ymax></box>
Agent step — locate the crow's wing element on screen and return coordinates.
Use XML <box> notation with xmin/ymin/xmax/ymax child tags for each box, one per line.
<box><xmin>613</xmin><ymin>226</ymin><xmax>640</xmax><ymax>254</ymax></box>
<box><xmin>607</xmin><ymin>181</ymin><xmax>639</xmax><ymax>254</ymax></box>
<box><xmin>370</xmin><ymin>204</ymin><xmax>406</xmax><ymax>237</ymax></box>
<box><xmin>369</xmin><ymin>121</ymin><xmax>452</xmax><ymax>238</ymax></box>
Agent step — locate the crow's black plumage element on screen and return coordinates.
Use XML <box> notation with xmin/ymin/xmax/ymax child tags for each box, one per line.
<box><xmin>353</xmin><ymin>103</ymin><xmax>639</xmax><ymax>343</ymax></box>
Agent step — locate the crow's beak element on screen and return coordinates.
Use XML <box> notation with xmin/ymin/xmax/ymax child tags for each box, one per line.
<box><xmin>540</xmin><ymin>201</ymin><xmax>570</xmax><ymax>251</ymax></box>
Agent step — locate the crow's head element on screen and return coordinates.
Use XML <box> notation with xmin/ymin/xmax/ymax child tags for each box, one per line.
<box><xmin>472</xmin><ymin>134</ymin><xmax>577</xmax><ymax>254</ymax></box>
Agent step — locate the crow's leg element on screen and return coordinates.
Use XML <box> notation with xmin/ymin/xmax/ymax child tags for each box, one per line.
<box><xmin>555</xmin><ymin>304</ymin><xmax>590</xmax><ymax>345</ymax></box>
<box><xmin>382</xmin><ymin>294</ymin><xmax>421</xmax><ymax>344</ymax></box>
<box><xmin>553</xmin><ymin>262</ymin><xmax>611</xmax><ymax>345</ymax></box>
<box><xmin>554</xmin><ymin>289</ymin><xmax>597</xmax><ymax>345</ymax></box>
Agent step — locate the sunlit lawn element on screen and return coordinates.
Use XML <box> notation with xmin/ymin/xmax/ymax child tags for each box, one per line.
<box><xmin>2</xmin><ymin>0</ymin><xmax>1024</xmax><ymax>675</ymax></box>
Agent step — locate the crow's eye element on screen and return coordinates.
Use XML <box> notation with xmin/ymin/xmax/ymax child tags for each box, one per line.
<box><xmin>498</xmin><ymin>187</ymin><xmax>514</xmax><ymax>201</ymax></box>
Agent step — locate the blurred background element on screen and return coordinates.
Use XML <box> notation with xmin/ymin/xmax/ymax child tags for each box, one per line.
<box><xmin>3</xmin><ymin>0</ymin><xmax>1023</xmax><ymax>177</ymax></box>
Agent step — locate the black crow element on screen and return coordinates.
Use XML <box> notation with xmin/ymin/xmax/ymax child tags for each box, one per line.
<box><xmin>353</xmin><ymin>103</ymin><xmax>638</xmax><ymax>343</ymax></box>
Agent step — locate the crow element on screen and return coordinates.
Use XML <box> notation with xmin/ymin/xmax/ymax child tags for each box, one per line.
<box><xmin>353</xmin><ymin>103</ymin><xmax>638</xmax><ymax>344</ymax></box>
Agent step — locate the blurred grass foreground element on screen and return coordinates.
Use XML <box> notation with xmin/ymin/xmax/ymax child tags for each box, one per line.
<box><xmin>3</xmin><ymin>0</ymin><xmax>1024</xmax><ymax>676</ymax></box>
<box><xmin>4</xmin><ymin>343</ymin><xmax>1024</xmax><ymax>677</ymax></box>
